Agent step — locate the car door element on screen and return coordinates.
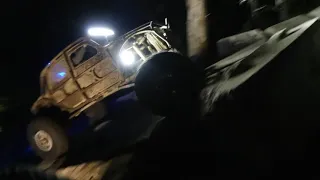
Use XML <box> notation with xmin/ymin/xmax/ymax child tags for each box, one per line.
<box><xmin>67</xmin><ymin>41</ymin><xmax>123</xmax><ymax>101</ymax></box>
<box><xmin>46</xmin><ymin>55</ymin><xmax>87</xmax><ymax>111</ymax></box>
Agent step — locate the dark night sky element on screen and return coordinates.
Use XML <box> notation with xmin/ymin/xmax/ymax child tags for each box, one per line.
<box><xmin>2</xmin><ymin>0</ymin><xmax>186</xmax><ymax>107</ymax></box>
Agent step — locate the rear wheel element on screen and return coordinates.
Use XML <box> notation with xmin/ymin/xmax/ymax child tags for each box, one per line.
<box><xmin>135</xmin><ymin>52</ymin><xmax>202</xmax><ymax>116</ymax></box>
<box><xmin>27</xmin><ymin>117</ymin><xmax>68</xmax><ymax>160</ymax></box>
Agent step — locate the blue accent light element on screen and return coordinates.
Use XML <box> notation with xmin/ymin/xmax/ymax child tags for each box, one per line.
<box><xmin>57</xmin><ymin>72</ymin><xmax>66</xmax><ymax>78</ymax></box>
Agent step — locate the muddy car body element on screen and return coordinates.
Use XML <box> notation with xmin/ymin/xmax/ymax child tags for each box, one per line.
<box><xmin>27</xmin><ymin>22</ymin><xmax>187</xmax><ymax>160</ymax></box>
<box><xmin>32</xmin><ymin>22</ymin><xmax>174</xmax><ymax>118</ymax></box>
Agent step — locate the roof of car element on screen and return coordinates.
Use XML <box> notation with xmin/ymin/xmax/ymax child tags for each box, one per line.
<box><xmin>42</xmin><ymin>21</ymin><xmax>164</xmax><ymax>73</ymax></box>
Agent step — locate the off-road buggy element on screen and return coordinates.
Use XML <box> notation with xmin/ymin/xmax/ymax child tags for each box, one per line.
<box><xmin>28</xmin><ymin>21</ymin><xmax>197</xmax><ymax>160</ymax></box>
<box><xmin>10</xmin><ymin>6</ymin><xmax>319</xmax><ymax>179</ymax></box>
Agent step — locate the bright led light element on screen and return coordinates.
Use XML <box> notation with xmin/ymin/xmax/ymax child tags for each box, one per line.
<box><xmin>119</xmin><ymin>50</ymin><xmax>135</xmax><ymax>66</ymax></box>
<box><xmin>88</xmin><ymin>27</ymin><xmax>115</xmax><ymax>37</ymax></box>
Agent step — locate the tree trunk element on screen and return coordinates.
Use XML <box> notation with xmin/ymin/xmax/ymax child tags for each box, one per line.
<box><xmin>185</xmin><ymin>0</ymin><xmax>208</xmax><ymax>57</ymax></box>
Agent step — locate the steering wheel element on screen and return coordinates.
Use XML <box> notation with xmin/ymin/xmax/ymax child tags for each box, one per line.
<box><xmin>0</xmin><ymin>166</ymin><xmax>68</xmax><ymax>180</ymax></box>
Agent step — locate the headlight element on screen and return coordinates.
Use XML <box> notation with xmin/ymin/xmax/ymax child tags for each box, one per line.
<box><xmin>119</xmin><ymin>50</ymin><xmax>135</xmax><ymax>66</ymax></box>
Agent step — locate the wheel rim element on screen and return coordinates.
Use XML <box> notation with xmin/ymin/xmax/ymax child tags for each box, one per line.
<box><xmin>34</xmin><ymin>130</ymin><xmax>53</xmax><ymax>152</ymax></box>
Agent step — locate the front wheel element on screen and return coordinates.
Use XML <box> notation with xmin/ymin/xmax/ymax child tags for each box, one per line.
<box><xmin>27</xmin><ymin>117</ymin><xmax>68</xmax><ymax>160</ymax></box>
<box><xmin>135</xmin><ymin>52</ymin><xmax>202</xmax><ymax>116</ymax></box>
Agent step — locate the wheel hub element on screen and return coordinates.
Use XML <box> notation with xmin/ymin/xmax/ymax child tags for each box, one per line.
<box><xmin>34</xmin><ymin>130</ymin><xmax>53</xmax><ymax>152</ymax></box>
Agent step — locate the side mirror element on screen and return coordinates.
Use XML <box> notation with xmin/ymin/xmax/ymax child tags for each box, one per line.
<box><xmin>165</xmin><ymin>18</ymin><xmax>170</xmax><ymax>29</ymax></box>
